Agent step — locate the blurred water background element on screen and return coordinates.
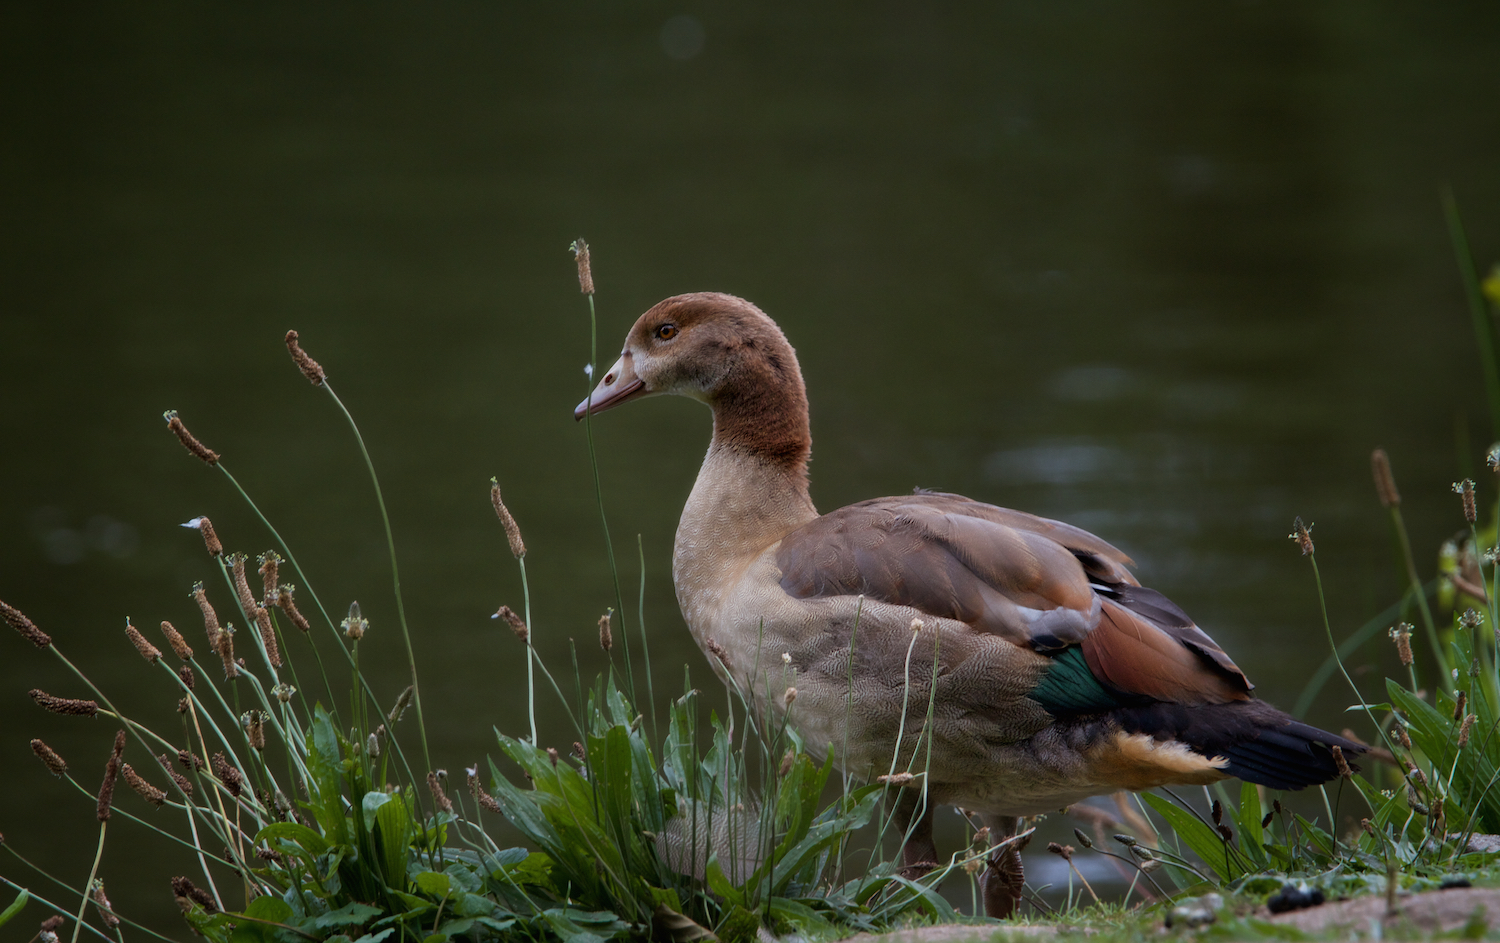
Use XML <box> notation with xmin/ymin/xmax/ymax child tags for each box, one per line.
<box><xmin>2</xmin><ymin>2</ymin><xmax>1498</xmax><ymax>931</ymax></box>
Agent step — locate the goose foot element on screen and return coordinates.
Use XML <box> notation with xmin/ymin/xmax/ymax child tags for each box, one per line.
<box><xmin>893</xmin><ymin>789</ymin><xmax>939</xmax><ymax>880</ymax></box>
<box><xmin>980</xmin><ymin>816</ymin><xmax>1026</xmax><ymax>919</ymax></box>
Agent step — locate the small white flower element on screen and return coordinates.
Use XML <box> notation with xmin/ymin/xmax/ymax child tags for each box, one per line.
<box><xmin>781</xmin><ymin>652</ymin><xmax>792</xmax><ymax>665</ymax></box>
<box><xmin>584</xmin><ymin>364</ymin><xmax>594</xmax><ymax>378</ymax></box>
<box><xmin>180</xmin><ymin>517</ymin><xmax>205</xmax><ymax>529</ymax></box>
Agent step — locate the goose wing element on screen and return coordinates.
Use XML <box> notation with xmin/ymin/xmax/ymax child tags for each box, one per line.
<box><xmin>775</xmin><ymin>491</ymin><xmax>1252</xmax><ymax>707</ymax></box>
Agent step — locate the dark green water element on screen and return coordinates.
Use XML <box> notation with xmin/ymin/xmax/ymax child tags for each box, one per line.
<box><xmin>2</xmin><ymin>2</ymin><xmax>1497</xmax><ymax>933</ymax></box>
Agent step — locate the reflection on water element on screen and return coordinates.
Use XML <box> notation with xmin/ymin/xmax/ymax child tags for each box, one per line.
<box><xmin>1</xmin><ymin>3</ymin><xmax>1496</xmax><ymax>931</ymax></box>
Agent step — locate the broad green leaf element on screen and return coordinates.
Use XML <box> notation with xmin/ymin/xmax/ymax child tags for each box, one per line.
<box><xmin>305</xmin><ymin>705</ymin><xmax>348</xmax><ymax>844</ymax></box>
<box><xmin>254</xmin><ymin>821</ymin><xmax>330</xmax><ymax>857</ymax></box>
<box><xmin>1141</xmin><ymin>791</ymin><xmax>1243</xmax><ymax>881</ymax></box>
<box><xmin>310</xmin><ymin>902</ymin><xmax>385</xmax><ymax>930</ymax></box>
<box><xmin>413</xmin><ymin>870</ymin><xmax>451</xmax><ymax>899</ymax></box>
<box><xmin>361</xmin><ymin>791</ymin><xmax>393</xmax><ymax>831</ymax></box>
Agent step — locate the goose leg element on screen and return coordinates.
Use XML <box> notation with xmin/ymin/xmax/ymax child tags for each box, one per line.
<box><xmin>893</xmin><ymin>789</ymin><xmax>938</xmax><ymax>878</ymax></box>
<box><xmin>980</xmin><ymin>815</ymin><xmax>1026</xmax><ymax>919</ymax></box>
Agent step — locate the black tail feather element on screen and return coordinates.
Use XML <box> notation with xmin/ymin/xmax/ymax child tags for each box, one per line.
<box><xmin>1107</xmin><ymin>701</ymin><xmax>1364</xmax><ymax>791</ymax></box>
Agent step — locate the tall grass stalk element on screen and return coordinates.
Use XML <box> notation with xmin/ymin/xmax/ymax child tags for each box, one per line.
<box><xmin>317</xmin><ymin>382</ymin><xmax>431</xmax><ymax>774</ymax></box>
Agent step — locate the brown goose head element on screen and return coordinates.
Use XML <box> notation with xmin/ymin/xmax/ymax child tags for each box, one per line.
<box><xmin>574</xmin><ymin>292</ymin><xmax>812</xmax><ymax>470</ymax></box>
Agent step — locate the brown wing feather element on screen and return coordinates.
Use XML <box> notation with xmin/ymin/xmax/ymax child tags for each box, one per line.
<box><xmin>776</xmin><ymin>491</ymin><xmax>1253</xmax><ymax>703</ymax></box>
<box><xmin>1080</xmin><ymin>600</ymin><xmax>1250</xmax><ymax>704</ymax></box>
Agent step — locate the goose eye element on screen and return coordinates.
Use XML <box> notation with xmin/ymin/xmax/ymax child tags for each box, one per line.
<box><xmin>655</xmin><ymin>324</ymin><xmax>678</xmax><ymax>340</ymax></box>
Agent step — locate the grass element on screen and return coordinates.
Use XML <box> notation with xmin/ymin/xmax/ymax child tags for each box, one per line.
<box><xmin>3</xmin><ymin>214</ymin><xmax>1500</xmax><ymax>941</ymax></box>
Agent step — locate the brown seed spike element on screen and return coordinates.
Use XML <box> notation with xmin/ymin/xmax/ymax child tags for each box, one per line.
<box><xmin>125</xmin><ymin>621</ymin><xmax>161</xmax><ymax>663</ymax></box>
<box><xmin>469</xmin><ymin>771</ymin><xmax>502</xmax><ymax>814</ymax></box>
<box><xmin>192</xmin><ymin>582</ymin><xmax>221</xmax><ymax>648</ymax></box>
<box><xmin>0</xmin><ymin>598</ymin><xmax>51</xmax><ymax>648</ymax></box>
<box><xmin>571</xmin><ymin>238</ymin><xmax>595</xmax><ymax>295</ymax></box>
<box><xmin>91</xmin><ymin>881</ymin><xmax>120</xmax><ymax>929</ymax></box>
<box><xmin>257</xmin><ymin>552</ymin><xmax>281</xmax><ymax>607</ymax></box>
<box><xmin>490</xmin><ymin>480</ymin><xmax>527</xmax><ymax>558</ymax></box>
<box><xmin>31</xmin><ymin>739</ymin><xmax>67</xmax><ymax>776</ymax></box>
<box><xmin>159</xmin><ymin>620</ymin><xmax>193</xmax><ymax>661</ymax></box>
<box><xmin>157</xmin><ymin>754</ymin><xmax>193</xmax><ymax>795</ymax></box>
<box><xmin>163</xmin><ymin>411</ymin><xmax>220</xmax><ymax>466</ymax></box>
<box><xmin>427</xmin><ymin>771</ymin><xmax>454</xmax><ymax>813</ymax></box>
<box><xmin>254</xmin><ymin>606</ymin><xmax>281</xmax><ymax>667</ymax></box>
<box><xmin>121</xmin><ymin>762</ymin><xmax>166</xmax><ymax>807</ymax></box>
<box><xmin>179</xmin><ymin>749</ymin><xmax>205</xmax><ymax>772</ymax></box>
<box><xmin>211</xmin><ymin>752</ymin><xmax>243</xmax><ymax>797</ymax></box>
<box><xmin>97</xmin><ymin>730</ymin><xmax>126</xmax><ymax>822</ymax></box>
<box><xmin>1332</xmin><ymin>745</ymin><xmax>1353</xmax><ymax>779</ymax></box>
<box><xmin>493</xmin><ymin>605</ymin><xmax>528</xmax><ymax>643</ymax></box>
<box><xmin>30</xmin><ymin>689</ymin><xmax>99</xmax><ymax>717</ymax></box>
<box><xmin>1459</xmin><ymin>714</ymin><xmax>1478</xmax><ymax>748</ymax></box>
<box><xmin>1289</xmin><ymin>517</ymin><xmax>1315</xmax><ymax>556</ymax></box>
<box><xmin>276</xmin><ymin>585</ymin><xmax>311</xmax><ymax>634</ymax></box>
<box><xmin>170</xmin><ymin>876</ymin><xmax>217</xmax><ymax>912</ymax></box>
<box><xmin>40</xmin><ymin>915</ymin><xmax>64</xmax><ymax>933</ymax></box>
<box><xmin>285</xmin><ymin>330</ymin><xmax>326</xmax><ymax>386</ymax></box>
<box><xmin>1371</xmin><ymin>449</ymin><xmax>1401</xmax><ymax>508</ymax></box>
<box><xmin>1389</xmin><ymin>623</ymin><xmax>1414</xmax><ymax>667</ymax></box>
<box><xmin>598</xmin><ymin>610</ymin><xmax>613</xmax><ymax>652</ymax></box>
<box><xmin>229</xmin><ymin>554</ymin><xmax>258</xmax><ymax>616</ymax></box>
<box><xmin>388</xmin><ymin>685</ymin><xmax>414</xmax><ymax>724</ymax></box>
<box><xmin>178</xmin><ymin>663</ymin><xmax>196</xmax><ymax>692</ymax></box>
<box><xmin>1455</xmin><ymin>478</ymin><xmax>1478</xmax><ymax>524</ymax></box>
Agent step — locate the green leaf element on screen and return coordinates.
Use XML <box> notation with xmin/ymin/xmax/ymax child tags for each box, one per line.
<box><xmin>243</xmin><ymin>895</ymin><xmax>293</xmax><ymax>923</ymax></box>
<box><xmin>305</xmin><ymin>705</ymin><xmax>348</xmax><ymax>845</ymax></box>
<box><xmin>362</xmin><ymin>790</ymin><xmax>394</xmax><ymax>831</ymax></box>
<box><xmin>254</xmin><ymin>821</ymin><xmax>330</xmax><ymax>857</ymax></box>
<box><xmin>413</xmin><ymin>870</ymin><xmax>452</xmax><ymax>899</ymax></box>
<box><xmin>0</xmin><ymin>889</ymin><xmax>26</xmax><ymax>928</ymax></box>
<box><xmin>1233</xmin><ymin>781</ymin><xmax>1267</xmax><ymax>869</ymax></box>
<box><xmin>310</xmin><ymin>902</ymin><xmax>385</xmax><ymax>930</ymax></box>
<box><xmin>1141</xmin><ymin>791</ymin><xmax>1243</xmax><ymax>881</ymax></box>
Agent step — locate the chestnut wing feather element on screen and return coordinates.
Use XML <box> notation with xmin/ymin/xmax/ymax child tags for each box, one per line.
<box><xmin>775</xmin><ymin>491</ymin><xmax>1252</xmax><ymax>705</ymax></box>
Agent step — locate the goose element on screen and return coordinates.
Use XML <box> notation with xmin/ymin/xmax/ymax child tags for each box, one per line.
<box><xmin>574</xmin><ymin>291</ymin><xmax>1361</xmax><ymax>917</ymax></box>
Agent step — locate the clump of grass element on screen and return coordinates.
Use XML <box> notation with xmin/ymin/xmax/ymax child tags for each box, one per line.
<box><xmin>0</xmin><ymin>258</ymin><xmax>952</xmax><ymax>943</ymax></box>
